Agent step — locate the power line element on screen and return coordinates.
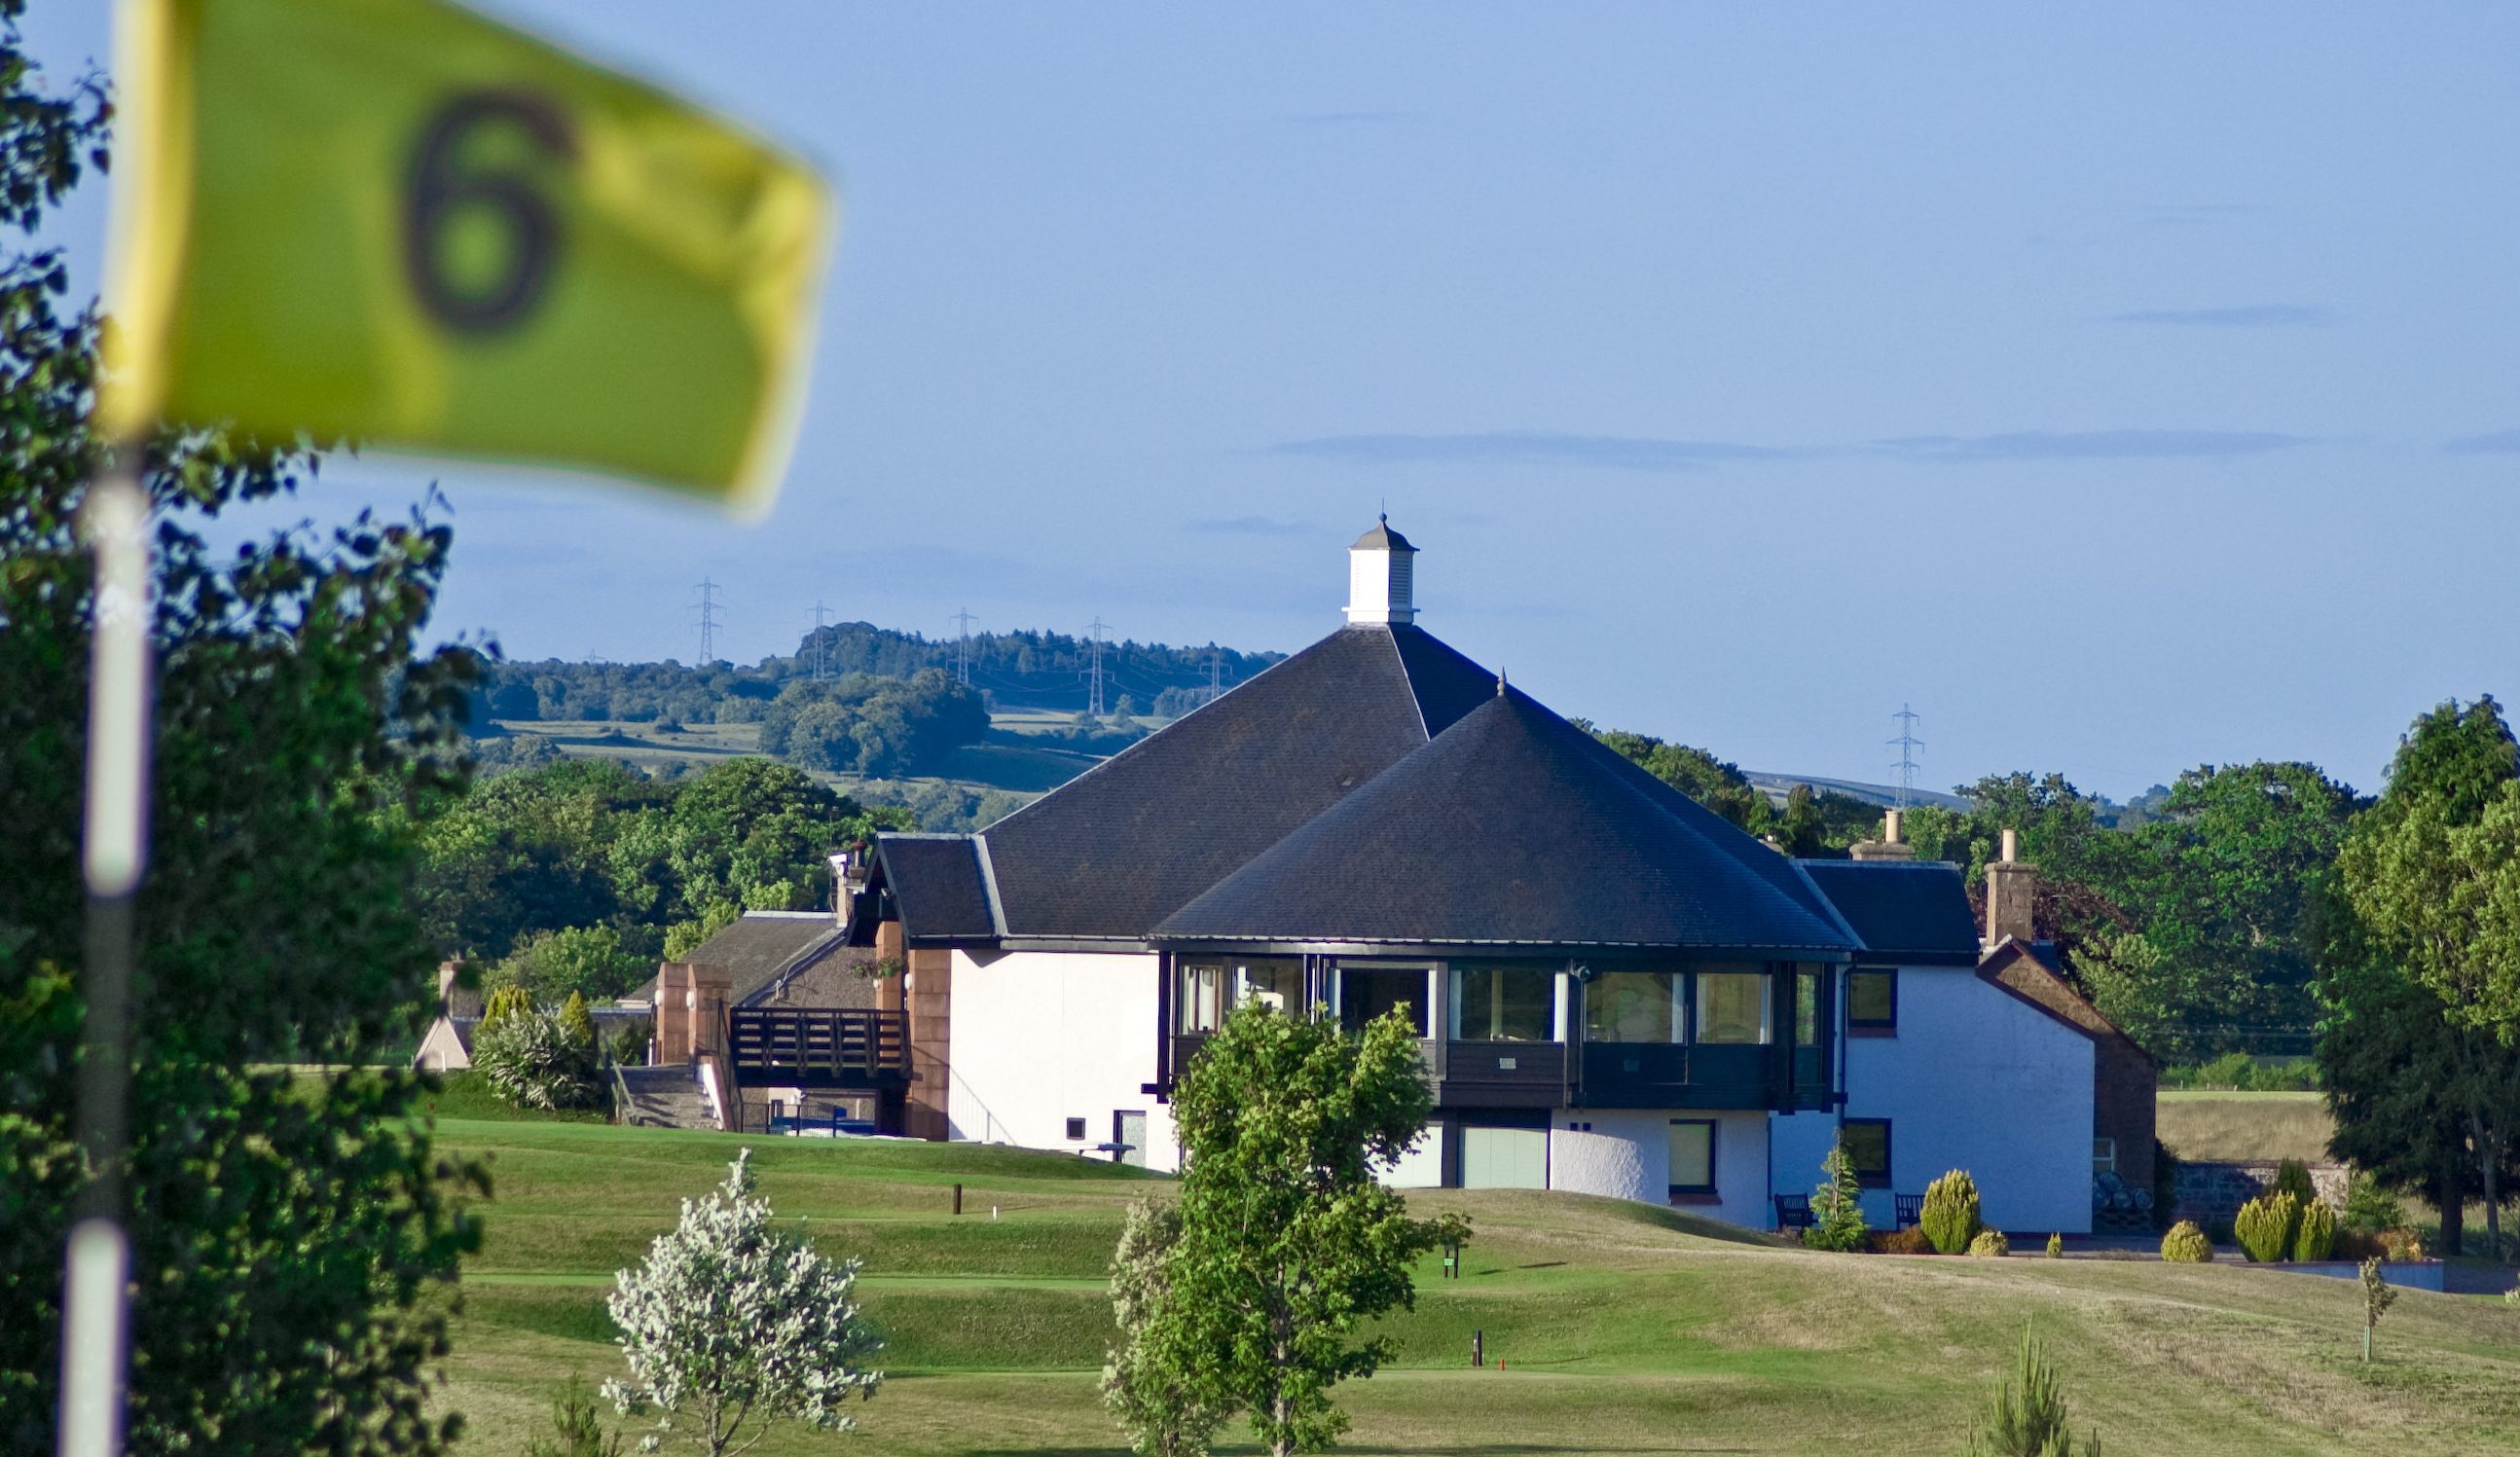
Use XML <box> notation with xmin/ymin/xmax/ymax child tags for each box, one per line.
<box><xmin>1888</xmin><ymin>703</ymin><xmax>1923</xmax><ymax>811</ymax></box>
<box><xmin>1085</xmin><ymin>615</ymin><xmax>1110</xmax><ymax>717</ymax></box>
<box><xmin>950</xmin><ymin>607</ymin><xmax>979</xmax><ymax>686</ymax></box>
<box><xmin>692</xmin><ymin>577</ymin><xmax>724</xmax><ymax>664</ymax></box>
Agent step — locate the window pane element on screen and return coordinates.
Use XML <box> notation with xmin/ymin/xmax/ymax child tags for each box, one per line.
<box><xmin>1337</xmin><ymin>964</ymin><xmax>1428</xmax><ymax>1036</ymax></box>
<box><xmin>1695</xmin><ymin>972</ymin><xmax>1771</xmax><ymax>1044</ymax></box>
<box><xmin>1453</xmin><ymin>963</ymin><xmax>1554</xmax><ymax>1041</ymax></box>
<box><xmin>1795</xmin><ymin>969</ymin><xmax>1820</xmax><ymax>1047</ymax></box>
<box><xmin>1668</xmin><ymin>1120</ymin><xmax>1714</xmax><ymax>1191</ymax></box>
<box><xmin>1585</xmin><ymin>971</ymin><xmax>1677</xmax><ymax>1042</ymax></box>
<box><xmin>1841</xmin><ymin>1120</ymin><xmax>1890</xmax><ymax>1181</ymax></box>
<box><xmin>1180</xmin><ymin>963</ymin><xmax>1224</xmax><ymax>1033</ymax></box>
<box><xmin>1848</xmin><ymin>969</ymin><xmax>1895</xmax><ymax>1026</ymax></box>
<box><xmin>1237</xmin><ymin>958</ymin><xmax>1301</xmax><ymax>1014</ymax></box>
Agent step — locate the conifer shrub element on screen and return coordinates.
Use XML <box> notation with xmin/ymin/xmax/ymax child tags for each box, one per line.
<box><xmin>2160</xmin><ymin>1220</ymin><xmax>2211</xmax><ymax>1262</ymax></box>
<box><xmin>2294</xmin><ymin>1199</ymin><xmax>2337</xmax><ymax>1262</ymax></box>
<box><xmin>2045</xmin><ymin>1232</ymin><xmax>2063</xmax><ymax>1259</ymax></box>
<box><xmin>2271</xmin><ymin>1160</ymin><xmax>2316</xmax><ymax>1251</ymax></box>
<box><xmin>1919</xmin><ymin>1169</ymin><xmax>1983</xmax><ymax>1255</ymax></box>
<box><xmin>561</xmin><ymin>990</ymin><xmax>597</xmax><ymax>1047</ymax></box>
<box><xmin>1804</xmin><ymin>1143</ymin><xmax>1871</xmax><ymax>1253</ymax></box>
<box><xmin>1968</xmin><ymin>1229</ymin><xmax>2010</xmax><ymax>1258</ymax></box>
<box><xmin>2341</xmin><ymin>1170</ymin><xmax>2405</xmax><ymax>1234</ymax></box>
<box><xmin>2234</xmin><ymin>1192</ymin><xmax>2299</xmax><ymax>1263</ymax></box>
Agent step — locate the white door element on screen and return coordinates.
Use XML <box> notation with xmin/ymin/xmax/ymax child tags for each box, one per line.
<box><xmin>1461</xmin><ymin>1126</ymin><xmax>1548</xmax><ymax>1189</ymax></box>
<box><xmin>1115</xmin><ymin>1111</ymin><xmax>1148</xmax><ymax>1168</ymax></box>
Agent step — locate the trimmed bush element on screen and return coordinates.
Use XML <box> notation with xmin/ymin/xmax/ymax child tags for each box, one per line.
<box><xmin>2294</xmin><ymin>1199</ymin><xmax>2337</xmax><ymax>1262</ymax></box>
<box><xmin>1919</xmin><ymin>1169</ymin><xmax>1983</xmax><ymax>1256</ymax></box>
<box><xmin>2271</xmin><ymin>1160</ymin><xmax>2316</xmax><ymax>1251</ymax></box>
<box><xmin>2234</xmin><ymin>1192</ymin><xmax>2298</xmax><ymax>1263</ymax></box>
<box><xmin>2161</xmin><ymin>1220</ymin><xmax>2211</xmax><ymax>1262</ymax></box>
<box><xmin>2379</xmin><ymin>1227</ymin><xmax>2427</xmax><ymax>1262</ymax></box>
<box><xmin>2045</xmin><ymin>1232</ymin><xmax>2064</xmax><ymax>1259</ymax></box>
<box><xmin>1968</xmin><ymin>1229</ymin><xmax>2010</xmax><ymax>1258</ymax></box>
<box><xmin>1871</xmin><ymin>1226</ymin><xmax>1933</xmax><ymax>1256</ymax></box>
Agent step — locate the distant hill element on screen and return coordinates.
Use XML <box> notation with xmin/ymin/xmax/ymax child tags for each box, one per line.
<box><xmin>1741</xmin><ymin>772</ymin><xmax>1971</xmax><ymax>812</ymax></box>
<box><xmin>467</xmin><ymin>622</ymin><xmax>1289</xmax><ymax>725</ymax></box>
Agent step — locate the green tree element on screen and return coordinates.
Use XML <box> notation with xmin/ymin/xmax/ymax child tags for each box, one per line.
<box><xmin>0</xmin><ymin>5</ymin><xmax>483</xmax><ymax>1445</ymax></box>
<box><xmin>1161</xmin><ymin>1004</ymin><xmax>1468</xmax><ymax>1456</ymax></box>
<box><xmin>1101</xmin><ymin>1197</ymin><xmax>1224</xmax><ymax>1457</ymax></box>
<box><xmin>1585</xmin><ymin>725</ymin><xmax>1773</xmax><ymax>833</ymax></box>
<box><xmin>1804</xmin><ymin>1142</ymin><xmax>1869</xmax><ymax>1252</ymax></box>
<box><xmin>1965</xmin><ymin>1328</ymin><xmax>2099</xmax><ymax>1456</ymax></box>
<box><xmin>2334</xmin><ymin>697</ymin><xmax>2520</xmax><ymax>1257</ymax></box>
<box><xmin>494</xmin><ymin>924</ymin><xmax>650</xmax><ymax>1002</ymax></box>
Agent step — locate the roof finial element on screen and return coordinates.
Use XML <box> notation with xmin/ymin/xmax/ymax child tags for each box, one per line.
<box><xmin>1496</xmin><ymin>669</ymin><xmax>1507</xmax><ymax>697</ymax></box>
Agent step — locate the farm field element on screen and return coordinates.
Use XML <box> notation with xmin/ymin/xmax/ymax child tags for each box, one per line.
<box><xmin>2157</xmin><ymin>1090</ymin><xmax>2337</xmax><ymax>1165</ymax></box>
<box><xmin>430</xmin><ymin>1118</ymin><xmax>2520</xmax><ymax>1456</ymax></box>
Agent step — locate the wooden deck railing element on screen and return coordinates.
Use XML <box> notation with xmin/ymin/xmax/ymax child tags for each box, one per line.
<box><xmin>728</xmin><ymin>1007</ymin><xmax>909</xmax><ymax>1086</ymax></box>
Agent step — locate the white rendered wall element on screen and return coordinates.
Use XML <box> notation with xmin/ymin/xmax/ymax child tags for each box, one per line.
<box><xmin>946</xmin><ymin>949</ymin><xmax>1180</xmax><ymax>1171</ymax></box>
<box><xmin>1549</xmin><ymin>1109</ymin><xmax>1770</xmax><ymax>1229</ymax></box>
<box><xmin>1773</xmin><ymin>965</ymin><xmax>2097</xmax><ymax>1234</ymax></box>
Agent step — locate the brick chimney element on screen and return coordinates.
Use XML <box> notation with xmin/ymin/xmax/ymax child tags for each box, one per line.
<box><xmin>1849</xmin><ymin>808</ymin><xmax>1917</xmax><ymax>862</ymax></box>
<box><xmin>1984</xmin><ymin>827</ymin><xmax>2038</xmax><ymax>948</ymax></box>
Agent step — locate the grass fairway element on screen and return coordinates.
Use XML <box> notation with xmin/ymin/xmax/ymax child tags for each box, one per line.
<box><xmin>434</xmin><ymin>1118</ymin><xmax>2520</xmax><ymax>1455</ymax></box>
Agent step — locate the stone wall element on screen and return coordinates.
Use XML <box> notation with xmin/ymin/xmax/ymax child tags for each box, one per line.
<box><xmin>2172</xmin><ymin>1160</ymin><xmax>2348</xmax><ymax>1231</ymax></box>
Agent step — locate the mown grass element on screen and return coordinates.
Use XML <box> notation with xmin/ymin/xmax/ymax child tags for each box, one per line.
<box><xmin>2157</xmin><ymin>1091</ymin><xmax>2337</xmax><ymax>1165</ymax></box>
<box><xmin>433</xmin><ymin>1118</ymin><xmax>2520</xmax><ymax>1456</ymax></box>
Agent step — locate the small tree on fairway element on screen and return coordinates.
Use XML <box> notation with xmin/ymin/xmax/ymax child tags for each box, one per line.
<box><xmin>1965</xmin><ymin>1328</ymin><xmax>2100</xmax><ymax>1456</ymax></box>
<box><xmin>605</xmin><ymin>1150</ymin><xmax>882</xmax><ymax>1454</ymax></box>
<box><xmin>1102</xmin><ymin>1197</ymin><xmax>1224</xmax><ymax>1457</ymax></box>
<box><xmin>1805</xmin><ymin>1142</ymin><xmax>1869</xmax><ymax>1252</ymax></box>
<box><xmin>1162</xmin><ymin>1003</ymin><xmax>1469</xmax><ymax>1456</ymax></box>
<box><xmin>2359</xmin><ymin>1257</ymin><xmax>2397</xmax><ymax>1363</ymax></box>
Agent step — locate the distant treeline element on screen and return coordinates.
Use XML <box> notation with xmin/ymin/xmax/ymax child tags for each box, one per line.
<box><xmin>462</xmin><ymin>621</ymin><xmax>1288</xmax><ymax>727</ymax></box>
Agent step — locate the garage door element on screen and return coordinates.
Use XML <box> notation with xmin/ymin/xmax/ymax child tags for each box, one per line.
<box><xmin>1460</xmin><ymin>1125</ymin><xmax>1548</xmax><ymax>1189</ymax></box>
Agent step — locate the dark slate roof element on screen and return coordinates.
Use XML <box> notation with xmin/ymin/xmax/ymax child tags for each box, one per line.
<box><xmin>877</xmin><ymin>834</ymin><xmax>997</xmax><ymax>943</ymax></box>
<box><xmin>1153</xmin><ymin>689</ymin><xmax>1860</xmax><ymax>954</ymax></box>
<box><xmin>1352</xmin><ymin>515</ymin><xmax>1416</xmax><ymax>552</ymax></box>
<box><xmin>1795</xmin><ymin>859</ymin><xmax>1982</xmax><ymax>965</ymax></box>
<box><xmin>625</xmin><ymin>912</ymin><xmax>849</xmax><ymax>1005</ymax></box>
<box><xmin>968</xmin><ymin>624</ymin><xmax>1496</xmax><ymax>939</ymax></box>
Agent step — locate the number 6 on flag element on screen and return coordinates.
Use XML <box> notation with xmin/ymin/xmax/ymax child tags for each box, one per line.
<box><xmin>100</xmin><ymin>0</ymin><xmax>836</xmax><ymax>512</ymax></box>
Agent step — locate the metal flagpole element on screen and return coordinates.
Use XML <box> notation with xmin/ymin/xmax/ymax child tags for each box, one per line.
<box><xmin>58</xmin><ymin>452</ymin><xmax>152</xmax><ymax>1457</ymax></box>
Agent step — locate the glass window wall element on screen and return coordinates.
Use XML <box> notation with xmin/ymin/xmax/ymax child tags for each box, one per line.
<box><xmin>1448</xmin><ymin>963</ymin><xmax>1555</xmax><ymax>1041</ymax></box>
<box><xmin>1694</xmin><ymin>970</ymin><xmax>1771</xmax><ymax>1045</ymax></box>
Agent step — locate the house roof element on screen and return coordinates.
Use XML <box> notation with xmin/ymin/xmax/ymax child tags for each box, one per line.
<box><xmin>947</xmin><ymin>623</ymin><xmax>1498</xmax><ymax>940</ymax></box>
<box><xmin>1795</xmin><ymin>859</ymin><xmax>1982</xmax><ymax>965</ymax></box>
<box><xmin>876</xmin><ymin>834</ymin><xmax>996</xmax><ymax>944</ymax></box>
<box><xmin>1152</xmin><ymin>689</ymin><xmax>1859</xmax><ymax>955</ymax></box>
<box><xmin>1352</xmin><ymin>515</ymin><xmax>1416</xmax><ymax>552</ymax></box>
<box><xmin>1977</xmin><ymin>934</ymin><xmax>2155</xmax><ymax>1062</ymax></box>
<box><xmin>625</xmin><ymin>911</ymin><xmax>849</xmax><ymax>1005</ymax></box>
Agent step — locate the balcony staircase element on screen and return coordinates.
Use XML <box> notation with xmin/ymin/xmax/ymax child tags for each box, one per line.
<box><xmin>615</xmin><ymin>1064</ymin><xmax>717</xmax><ymax>1131</ymax></box>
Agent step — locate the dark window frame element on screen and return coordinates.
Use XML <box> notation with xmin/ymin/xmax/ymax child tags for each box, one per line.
<box><xmin>1846</xmin><ymin>966</ymin><xmax>1898</xmax><ymax>1036</ymax></box>
<box><xmin>1841</xmin><ymin>1116</ymin><xmax>1892</xmax><ymax>1188</ymax></box>
<box><xmin>1064</xmin><ymin>1116</ymin><xmax>1087</xmax><ymax>1142</ymax></box>
<box><xmin>1667</xmin><ymin>1117</ymin><xmax>1718</xmax><ymax>1198</ymax></box>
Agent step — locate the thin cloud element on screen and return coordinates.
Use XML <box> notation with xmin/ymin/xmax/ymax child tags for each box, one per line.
<box><xmin>2443</xmin><ymin>428</ymin><xmax>2520</xmax><ymax>455</ymax></box>
<box><xmin>1872</xmin><ymin>430</ymin><xmax>2309</xmax><ymax>463</ymax></box>
<box><xmin>2108</xmin><ymin>305</ymin><xmax>2333</xmax><ymax>328</ymax></box>
<box><xmin>1189</xmin><ymin>515</ymin><xmax>1313</xmax><ymax>536</ymax></box>
<box><xmin>1267</xmin><ymin>431</ymin><xmax>1801</xmax><ymax>473</ymax></box>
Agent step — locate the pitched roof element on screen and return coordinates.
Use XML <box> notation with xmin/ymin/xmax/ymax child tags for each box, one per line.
<box><xmin>877</xmin><ymin>834</ymin><xmax>997</xmax><ymax>944</ymax></box>
<box><xmin>626</xmin><ymin>911</ymin><xmax>849</xmax><ymax>1005</ymax></box>
<box><xmin>960</xmin><ymin>624</ymin><xmax>1496</xmax><ymax>939</ymax></box>
<box><xmin>1796</xmin><ymin>859</ymin><xmax>1982</xmax><ymax>965</ymax></box>
<box><xmin>1352</xmin><ymin>515</ymin><xmax>1416</xmax><ymax>552</ymax></box>
<box><xmin>1153</xmin><ymin>689</ymin><xmax>1859</xmax><ymax>954</ymax></box>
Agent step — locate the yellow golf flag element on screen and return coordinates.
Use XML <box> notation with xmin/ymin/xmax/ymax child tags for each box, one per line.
<box><xmin>101</xmin><ymin>0</ymin><xmax>834</xmax><ymax>511</ymax></box>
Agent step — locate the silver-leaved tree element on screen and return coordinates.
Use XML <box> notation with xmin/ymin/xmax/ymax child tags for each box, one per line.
<box><xmin>604</xmin><ymin>1150</ymin><xmax>883</xmax><ymax>1455</ymax></box>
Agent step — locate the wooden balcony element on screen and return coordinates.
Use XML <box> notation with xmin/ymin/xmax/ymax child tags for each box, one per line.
<box><xmin>728</xmin><ymin>1007</ymin><xmax>909</xmax><ymax>1089</ymax></box>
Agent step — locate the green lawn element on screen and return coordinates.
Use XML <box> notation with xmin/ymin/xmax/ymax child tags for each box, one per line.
<box><xmin>433</xmin><ymin>1118</ymin><xmax>2520</xmax><ymax>1456</ymax></box>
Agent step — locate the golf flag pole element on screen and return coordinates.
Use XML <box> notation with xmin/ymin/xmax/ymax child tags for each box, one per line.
<box><xmin>60</xmin><ymin>1</ymin><xmax>836</xmax><ymax>1450</ymax></box>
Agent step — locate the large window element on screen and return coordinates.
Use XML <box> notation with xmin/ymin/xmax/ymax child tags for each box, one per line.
<box><xmin>1235</xmin><ymin>958</ymin><xmax>1301</xmax><ymax>1015</ymax></box>
<box><xmin>1795</xmin><ymin>968</ymin><xmax>1821</xmax><ymax>1047</ymax></box>
<box><xmin>1586</xmin><ymin>970</ymin><xmax>1681</xmax><ymax>1042</ymax></box>
<box><xmin>1847</xmin><ymin>968</ymin><xmax>1897</xmax><ymax>1032</ymax></box>
<box><xmin>1179</xmin><ymin>961</ymin><xmax>1225</xmax><ymax>1034</ymax></box>
<box><xmin>1695</xmin><ymin>970</ymin><xmax>1771</xmax><ymax>1045</ymax></box>
<box><xmin>1334</xmin><ymin>963</ymin><xmax>1429</xmax><ymax>1036</ymax></box>
<box><xmin>1841</xmin><ymin>1118</ymin><xmax>1891</xmax><ymax>1188</ymax></box>
<box><xmin>1450</xmin><ymin>963</ymin><xmax>1555</xmax><ymax>1041</ymax></box>
<box><xmin>1668</xmin><ymin>1119</ymin><xmax>1716</xmax><ymax>1196</ymax></box>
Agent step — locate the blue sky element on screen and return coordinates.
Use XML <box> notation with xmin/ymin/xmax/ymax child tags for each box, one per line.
<box><xmin>24</xmin><ymin>3</ymin><xmax>2520</xmax><ymax>799</ymax></box>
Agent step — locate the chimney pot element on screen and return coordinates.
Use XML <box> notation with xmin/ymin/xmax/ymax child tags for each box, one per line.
<box><xmin>1999</xmin><ymin>826</ymin><xmax>2019</xmax><ymax>863</ymax></box>
<box><xmin>1883</xmin><ymin>809</ymin><xmax>1904</xmax><ymax>844</ymax></box>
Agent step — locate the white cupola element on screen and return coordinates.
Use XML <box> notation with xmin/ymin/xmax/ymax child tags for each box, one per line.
<box><xmin>1344</xmin><ymin>515</ymin><xmax>1417</xmax><ymax>625</ymax></box>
